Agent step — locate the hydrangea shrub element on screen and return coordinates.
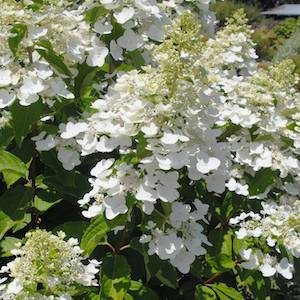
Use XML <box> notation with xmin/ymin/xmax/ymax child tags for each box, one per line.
<box><xmin>0</xmin><ymin>0</ymin><xmax>299</xmax><ymax>299</ymax></box>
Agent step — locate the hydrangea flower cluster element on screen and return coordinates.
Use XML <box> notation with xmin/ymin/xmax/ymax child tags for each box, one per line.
<box><xmin>0</xmin><ymin>230</ymin><xmax>100</xmax><ymax>300</ymax></box>
<box><xmin>31</xmin><ymin>10</ymin><xmax>300</xmax><ymax>274</ymax></box>
<box><xmin>0</xmin><ymin>0</ymin><xmax>96</xmax><ymax>108</ymax></box>
<box><xmin>0</xmin><ymin>0</ymin><xmax>215</xmax><ymax>108</ymax></box>
<box><xmin>140</xmin><ymin>200</ymin><xmax>210</xmax><ymax>273</ymax></box>
<box><xmin>230</xmin><ymin>200</ymin><xmax>300</xmax><ymax>279</ymax></box>
<box><xmin>239</xmin><ymin>249</ymin><xmax>294</xmax><ymax>280</ymax></box>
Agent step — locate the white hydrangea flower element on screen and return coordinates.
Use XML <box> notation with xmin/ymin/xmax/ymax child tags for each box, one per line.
<box><xmin>0</xmin><ymin>230</ymin><xmax>100</xmax><ymax>299</ymax></box>
<box><xmin>239</xmin><ymin>249</ymin><xmax>294</xmax><ymax>280</ymax></box>
<box><xmin>117</xmin><ymin>29</ymin><xmax>144</xmax><ymax>51</ymax></box>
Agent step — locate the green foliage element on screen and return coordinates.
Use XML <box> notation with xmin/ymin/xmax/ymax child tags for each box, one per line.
<box><xmin>100</xmin><ymin>254</ymin><xmax>131</xmax><ymax>299</ymax></box>
<box><xmin>0</xmin><ymin>150</ymin><xmax>28</xmax><ymax>186</ymax></box>
<box><xmin>274</xmin><ymin>17</ymin><xmax>300</xmax><ymax>41</ymax></box>
<box><xmin>0</xmin><ymin>185</ymin><xmax>33</xmax><ymax>220</ymax></box>
<box><xmin>0</xmin><ymin>3</ymin><xmax>298</xmax><ymax>299</ymax></box>
<box><xmin>274</xmin><ymin>30</ymin><xmax>300</xmax><ymax>70</ymax></box>
<box><xmin>247</xmin><ymin>169</ymin><xmax>277</xmax><ymax>196</ymax></box>
<box><xmin>10</xmin><ymin>100</ymin><xmax>47</xmax><ymax>147</ymax></box>
<box><xmin>252</xmin><ymin>26</ymin><xmax>278</xmax><ymax>61</ymax></box>
<box><xmin>211</xmin><ymin>0</ymin><xmax>262</xmax><ymax>26</ymax></box>
<box><xmin>195</xmin><ymin>285</ymin><xmax>217</xmax><ymax>299</ymax></box>
<box><xmin>252</xmin><ymin>17</ymin><xmax>300</xmax><ymax>63</ymax></box>
<box><xmin>235</xmin><ymin>0</ymin><xmax>300</xmax><ymax>10</ymax></box>
<box><xmin>80</xmin><ymin>215</ymin><xmax>109</xmax><ymax>255</ymax></box>
<box><xmin>8</xmin><ymin>24</ymin><xmax>27</xmax><ymax>57</ymax></box>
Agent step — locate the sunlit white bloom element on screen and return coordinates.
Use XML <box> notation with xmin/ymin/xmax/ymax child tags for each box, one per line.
<box><xmin>117</xmin><ymin>29</ymin><xmax>143</xmax><ymax>51</ymax></box>
<box><xmin>0</xmin><ymin>90</ymin><xmax>16</xmax><ymax>108</ymax></box>
<box><xmin>114</xmin><ymin>7</ymin><xmax>135</xmax><ymax>24</ymax></box>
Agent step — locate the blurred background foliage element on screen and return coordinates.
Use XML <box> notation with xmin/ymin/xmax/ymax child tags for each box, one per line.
<box><xmin>211</xmin><ymin>0</ymin><xmax>300</xmax><ymax>81</ymax></box>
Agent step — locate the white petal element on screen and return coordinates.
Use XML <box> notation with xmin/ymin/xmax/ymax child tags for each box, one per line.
<box><xmin>117</xmin><ymin>29</ymin><xmax>143</xmax><ymax>51</ymax></box>
<box><xmin>87</xmin><ymin>47</ymin><xmax>109</xmax><ymax>67</ymax></box>
<box><xmin>259</xmin><ymin>263</ymin><xmax>276</xmax><ymax>277</ymax></box>
<box><xmin>0</xmin><ymin>90</ymin><xmax>16</xmax><ymax>108</ymax></box>
<box><xmin>114</xmin><ymin>7</ymin><xmax>135</xmax><ymax>24</ymax></box>
<box><xmin>276</xmin><ymin>258</ymin><xmax>293</xmax><ymax>280</ymax></box>
<box><xmin>110</xmin><ymin>40</ymin><xmax>123</xmax><ymax>61</ymax></box>
<box><xmin>61</xmin><ymin>121</ymin><xmax>88</xmax><ymax>139</ymax></box>
<box><xmin>6</xmin><ymin>279</ymin><xmax>23</xmax><ymax>294</ymax></box>
<box><xmin>0</xmin><ymin>69</ymin><xmax>12</xmax><ymax>87</ymax></box>
<box><xmin>157</xmin><ymin>185</ymin><xmax>179</xmax><ymax>202</ymax></box>
<box><xmin>136</xmin><ymin>184</ymin><xmax>157</xmax><ymax>202</ymax></box>
<box><xmin>94</xmin><ymin>20</ymin><xmax>113</xmax><ymax>34</ymax></box>
<box><xmin>196</xmin><ymin>152</ymin><xmax>221</xmax><ymax>174</ymax></box>
<box><xmin>82</xmin><ymin>204</ymin><xmax>103</xmax><ymax>218</ymax></box>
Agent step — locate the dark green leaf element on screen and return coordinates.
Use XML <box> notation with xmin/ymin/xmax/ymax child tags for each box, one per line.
<box><xmin>242</xmin><ymin>271</ymin><xmax>269</xmax><ymax>300</ymax></box>
<box><xmin>0</xmin><ymin>127</ymin><xmax>14</xmax><ymax>148</ymax></box>
<box><xmin>33</xmin><ymin>189</ymin><xmax>62</xmax><ymax>212</ymax></box>
<box><xmin>127</xmin><ymin>50</ymin><xmax>145</xmax><ymax>69</ymax></box>
<box><xmin>100</xmin><ymin>254</ymin><xmax>131</xmax><ymax>300</ymax></box>
<box><xmin>80</xmin><ymin>215</ymin><xmax>109</xmax><ymax>255</ymax></box>
<box><xmin>248</xmin><ymin>169</ymin><xmax>277</xmax><ymax>197</ymax></box>
<box><xmin>44</xmin><ymin>171</ymin><xmax>90</xmax><ymax>198</ymax></box>
<box><xmin>0</xmin><ymin>150</ymin><xmax>28</xmax><ymax>186</ymax></box>
<box><xmin>0</xmin><ymin>212</ymin><xmax>15</xmax><ymax>240</ymax></box>
<box><xmin>126</xmin><ymin>280</ymin><xmax>159</xmax><ymax>300</ymax></box>
<box><xmin>85</xmin><ymin>6</ymin><xmax>108</xmax><ymax>25</ymax></box>
<box><xmin>211</xmin><ymin>283</ymin><xmax>243</xmax><ymax>300</ymax></box>
<box><xmin>8</xmin><ymin>24</ymin><xmax>27</xmax><ymax>56</ymax></box>
<box><xmin>130</xmin><ymin>237</ymin><xmax>160</xmax><ymax>282</ymax></box>
<box><xmin>156</xmin><ymin>260</ymin><xmax>178</xmax><ymax>289</ymax></box>
<box><xmin>215</xmin><ymin>192</ymin><xmax>234</xmax><ymax>223</ymax></box>
<box><xmin>11</xmin><ymin>100</ymin><xmax>47</xmax><ymax>146</ymax></box>
<box><xmin>195</xmin><ymin>285</ymin><xmax>217</xmax><ymax>300</ymax></box>
<box><xmin>206</xmin><ymin>230</ymin><xmax>235</xmax><ymax>273</ymax></box>
<box><xmin>36</xmin><ymin>47</ymin><xmax>71</xmax><ymax>77</ymax></box>
<box><xmin>0</xmin><ymin>185</ymin><xmax>33</xmax><ymax>220</ymax></box>
<box><xmin>53</xmin><ymin>221</ymin><xmax>89</xmax><ymax>241</ymax></box>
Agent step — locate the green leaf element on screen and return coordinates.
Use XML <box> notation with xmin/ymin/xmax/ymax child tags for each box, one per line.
<box><xmin>85</xmin><ymin>6</ymin><xmax>108</xmax><ymax>25</ymax></box>
<box><xmin>126</xmin><ymin>281</ymin><xmax>159</xmax><ymax>300</ymax></box>
<box><xmin>211</xmin><ymin>283</ymin><xmax>243</xmax><ymax>300</ymax></box>
<box><xmin>33</xmin><ymin>189</ymin><xmax>62</xmax><ymax>212</ymax></box>
<box><xmin>130</xmin><ymin>237</ymin><xmax>160</xmax><ymax>282</ymax></box>
<box><xmin>39</xmin><ymin>150</ymin><xmax>65</xmax><ymax>173</ymax></box>
<box><xmin>100</xmin><ymin>254</ymin><xmax>131</xmax><ymax>300</ymax></box>
<box><xmin>242</xmin><ymin>271</ymin><xmax>269</xmax><ymax>300</ymax></box>
<box><xmin>0</xmin><ymin>185</ymin><xmax>33</xmax><ymax>220</ymax></box>
<box><xmin>0</xmin><ymin>150</ymin><xmax>28</xmax><ymax>186</ymax></box>
<box><xmin>80</xmin><ymin>215</ymin><xmax>109</xmax><ymax>255</ymax></box>
<box><xmin>53</xmin><ymin>221</ymin><xmax>89</xmax><ymax>241</ymax></box>
<box><xmin>233</xmin><ymin>236</ymin><xmax>250</xmax><ymax>256</ymax></box>
<box><xmin>215</xmin><ymin>192</ymin><xmax>234</xmax><ymax>223</ymax></box>
<box><xmin>11</xmin><ymin>213</ymin><xmax>31</xmax><ymax>233</ymax></box>
<box><xmin>0</xmin><ymin>212</ymin><xmax>15</xmax><ymax>240</ymax></box>
<box><xmin>8</xmin><ymin>24</ymin><xmax>27</xmax><ymax>56</ymax></box>
<box><xmin>0</xmin><ymin>127</ymin><xmax>14</xmax><ymax>148</ymax></box>
<box><xmin>195</xmin><ymin>285</ymin><xmax>217</xmax><ymax>300</ymax></box>
<box><xmin>74</xmin><ymin>63</ymin><xmax>98</xmax><ymax>107</ymax></box>
<box><xmin>11</xmin><ymin>100</ymin><xmax>47</xmax><ymax>146</ymax></box>
<box><xmin>0</xmin><ymin>237</ymin><xmax>21</xmax><ymax>257</ymax></box>
<box><xmin>156</xmin><ymin>260</ymin><xmax>178</xmax><ymax>289</ymax></box>
<box><xmin>44</xmin><ymin>171</ymin><xmax>90</xmax><ymax>198</ymax></box>
<box><xmin>248</xmin><ymin>169</ymin><xmax>277</xmax><ymax>196</ymax></box>
<box><xmin>206</xmin><ymin>230</ymin><xmax>235</xmax><ymax>273</ymax></box>
<box><xmin>36</xmin><ymin>46</ymin><xmax>71</xmax><ymax>77</ymax></box>
<box><xmin>127</xmin><ymin>50</ymin><xmax>145</xmax><ymax>69</ymax></box>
